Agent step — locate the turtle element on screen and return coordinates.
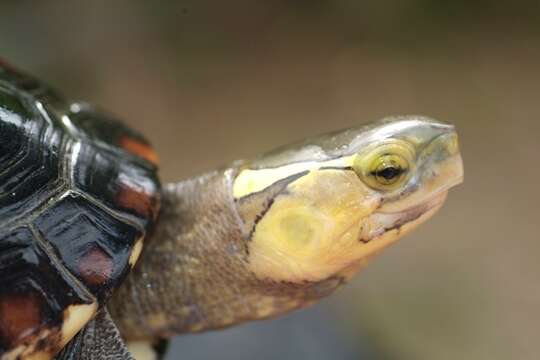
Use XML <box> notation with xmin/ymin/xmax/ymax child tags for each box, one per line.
<box><xmin>0</xmin><ymin>60</ymin><xmax>464</xmax><ymax>360</ymax></box>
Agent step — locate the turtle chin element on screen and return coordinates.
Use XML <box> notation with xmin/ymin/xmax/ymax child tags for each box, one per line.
<box><xmin>335</xmin><ymin>191</ymin><xmax>449</xmax><ymax>282</ymax></box>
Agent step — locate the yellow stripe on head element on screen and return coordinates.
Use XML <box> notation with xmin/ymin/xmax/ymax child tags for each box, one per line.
<box><xmin>233</xmin><ymin>155</ymin><xmax>355</xmax><ymax>199</ymax></box>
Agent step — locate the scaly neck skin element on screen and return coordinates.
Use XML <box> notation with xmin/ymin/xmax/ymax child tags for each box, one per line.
<box><xmin>108</xmin><ymin>169</ymin><xmax>344</xmax><ymax>341</ymax></box>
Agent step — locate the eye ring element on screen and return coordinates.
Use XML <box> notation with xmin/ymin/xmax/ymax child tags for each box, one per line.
<box><xmin>353</xmin><ymin>140</ymin><xmax>415</xmax><ymax>191</ymax></box>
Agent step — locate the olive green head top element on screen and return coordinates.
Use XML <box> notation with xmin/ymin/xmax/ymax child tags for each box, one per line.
<box><xmin>234</xmin><ymin>116</ymin><xmax>463</xmax><ymax>283</ymax></box>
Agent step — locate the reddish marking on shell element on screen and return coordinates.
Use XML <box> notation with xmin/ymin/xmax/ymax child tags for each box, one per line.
<box><xmin>119</xmin><ymin>136</ymin><xmax>159</xmax><ymax>166</ymax></box>
<box><xmin>116</xmin><ymin>183</ymin><xmax>158</xmax><ymax>220</ymax></box>
<box><xmin>0</xmin><ymin>294</ymin><xmax>43</xmax><ymax>346</ymax></box>
<box><xmin>78</xmin><ymin>247</ymin><xmax>114</xmax><ymax>286</ymax></box>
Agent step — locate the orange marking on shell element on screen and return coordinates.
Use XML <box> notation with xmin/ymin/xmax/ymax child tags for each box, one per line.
<box><xmin>78</xmin><ymin>247</ymin><xmax>114</xmax><ymax>286</ymax></box>
<box><xmin>0</xmin><ymin>294</ymin><xmax>43</xmax><ymax>347</ymax></box>
<box><xmin>116</xmin><ymin>183</ymin><xmax>158</xmax><ymax>220</ymax></box>
<box><xmin>119</xmin><ymin>136</ymin><xmax>159</xmax><ymax>166</ymax></box>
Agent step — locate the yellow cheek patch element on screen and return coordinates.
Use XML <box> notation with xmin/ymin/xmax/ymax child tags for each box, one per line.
<box><xmin>247</xmin><ymin>169</ymin><xmax>379</xmax><ymax>283</ymax></box>
<box><xmin>233</xmin><ymin>155</ymin><xmax>355</xmax><ymax>199</ymax></box>
<box><xmin>257</xmin><ymin>204</ymin><xmax>328</xmax><ymax>259</ymax></box>
<box><xmin>277</xmin><ymin>208</ymin><xmax>324</xmax><ymax>251</ymax></box>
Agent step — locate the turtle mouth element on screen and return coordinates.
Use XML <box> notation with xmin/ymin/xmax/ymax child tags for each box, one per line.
<box><xmin>382</xmin><ymin>190</ymin><xmax>448</xmax><ymax>217</ymax></box>
<box><xmin>358</xmin><ymin>191</ymin><xmax>448</xmax><ymax>243</ymax></box>
<box><xmin>382</xmin><ymin>190</ymin><xmax>449</xmax><ymax>229</ymax></box>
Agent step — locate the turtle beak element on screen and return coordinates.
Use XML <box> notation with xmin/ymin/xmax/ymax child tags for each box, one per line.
<box><xmin>421</xmin><ymin>130</ymin><xmax>464</xmax><ymax>190</ymax></box>
<box><xmin>413</xmin><ymin>129</ymin><xmax>464</xmax><ymax>207</ymax></box>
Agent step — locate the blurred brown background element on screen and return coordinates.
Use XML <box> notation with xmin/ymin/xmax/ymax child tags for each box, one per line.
<box><xmin>1</xmin><ymin>1</ymin><xmax>539</xmax><ymax>359</ymax></box>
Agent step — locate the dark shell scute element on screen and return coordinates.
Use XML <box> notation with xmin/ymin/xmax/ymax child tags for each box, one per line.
<box><xmin>33</xmin><ymin>194</ymin><xmax>142</xmax><ymax>301</ymax></box>
<box><xmin>0</xmin><ymin>61</ymin><xmax>160</xmax><ymax>358</ymax></box>
<box><xmin>68</xmin><ymin>106</ymin><xmax>156</xmax><ymax>166</ymax></box>
<box><xmin>0</xmin><ymin>227</ymin><xmax>93</xmax><ymax>353</ymax></box>
<box><xmin>72</xmin><ymin>142</ymin><xmax>160</xmax><ymax>228</ymax></box>
<box><xmin>0</xmin><ymin>88</ymin><xmax>63</xmax><ymax>220</ymax></box>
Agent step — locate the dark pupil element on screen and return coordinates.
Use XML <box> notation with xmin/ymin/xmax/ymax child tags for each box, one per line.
<box><xmin>376</xmin><ymin>166</ymin><xmax>403</xmax><ymax>180</ymax></box>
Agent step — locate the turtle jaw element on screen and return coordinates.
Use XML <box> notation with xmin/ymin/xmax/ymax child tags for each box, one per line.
<box><xmin>338</xmin><ymin>131</ymin><xmax>464</xmax><ymax>279</ymax></box>
<box><xmin>359</xmin><ymin>191</ymin><xmax>448</xmax><ymax>243</ymax></box>
<box><xmin>336</xmin><ymin>193</ymin><xmax>449</xmax><ymax>281</ymax></box>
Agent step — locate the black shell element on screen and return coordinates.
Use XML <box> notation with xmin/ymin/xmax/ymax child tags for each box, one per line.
<box><xmin>0</xmin><ymin>62</ymin><xmax>160</xmax><ymax>358</ymax></box>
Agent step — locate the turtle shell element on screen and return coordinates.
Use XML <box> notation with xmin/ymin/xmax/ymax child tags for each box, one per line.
<box><xmin>0</xmin><ymin>62</ymin><xmax>160</xmax><ymax>359</ymax></box>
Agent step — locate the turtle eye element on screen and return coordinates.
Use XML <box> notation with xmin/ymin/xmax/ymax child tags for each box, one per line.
<box><xmin>370</xmin><ymin>154</ymin><xmax>409</xmax><ymax>186</ymax></box>
<box><xmin>353</xmin><ymin>140</ymin><xmax>415</xmax><ymax>191</ymax></box>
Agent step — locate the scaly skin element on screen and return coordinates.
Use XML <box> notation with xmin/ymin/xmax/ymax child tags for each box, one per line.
<box><xmin>110</xmin><ymin>170</ymin><xmax>345</xmax><ymax>340</ymax></box>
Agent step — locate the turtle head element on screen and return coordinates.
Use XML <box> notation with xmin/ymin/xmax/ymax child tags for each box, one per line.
<box><xmin>234</xmin><ymin>116</ymin><xmax>463</xmax><ymax>284</ymax></box>
<box><xmin>110</xmin><ymin>116</ymin><xmax>464</xmax><ymax>338</ymax></box>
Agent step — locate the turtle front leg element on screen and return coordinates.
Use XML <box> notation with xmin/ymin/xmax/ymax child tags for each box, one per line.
<box><xmin>56</xmin><ymin>310</ymin><xmax>133</xmax><ymax>360</ymax></box>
